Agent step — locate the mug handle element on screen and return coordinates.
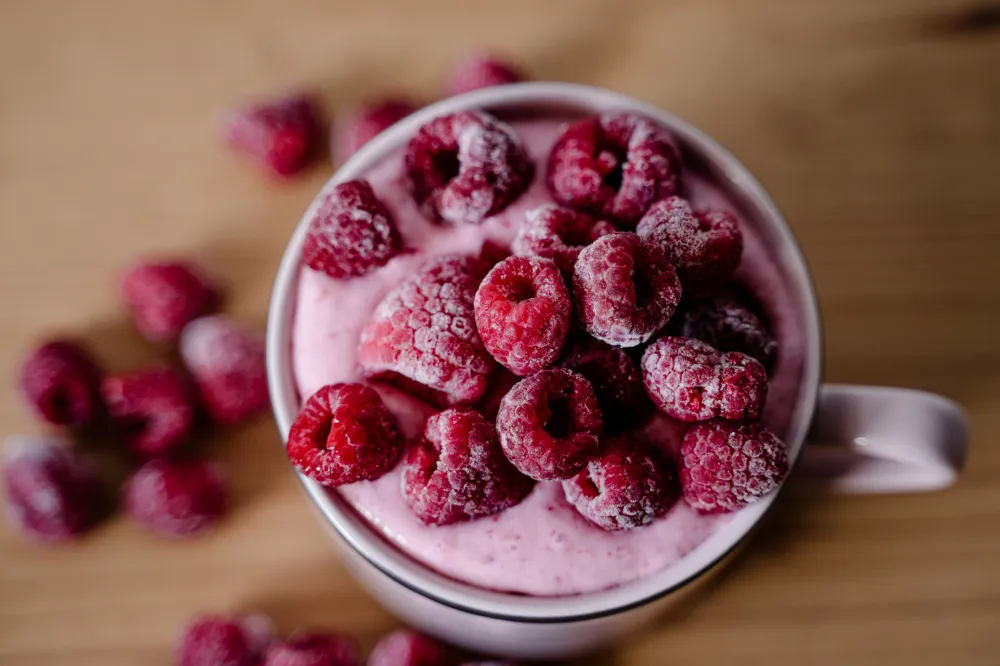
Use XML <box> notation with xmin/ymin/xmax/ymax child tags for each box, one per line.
<box><xmin>794</xmin><ymin>384</ymin><xmax>969</xmax><ymax>494</ymax></box>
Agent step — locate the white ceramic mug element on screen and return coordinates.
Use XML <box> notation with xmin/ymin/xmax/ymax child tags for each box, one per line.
<box><xmin>266</xmin><ymin>82</ymin><xmax>969</xmax><ymax>660</ymax></box>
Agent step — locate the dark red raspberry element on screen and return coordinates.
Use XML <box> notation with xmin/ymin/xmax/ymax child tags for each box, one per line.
<box><xmin>179</xmin><ymin>315</ymin><xmax>268</xmax><ymax>426</ymax></box>
<box><xmin>547</xmin><ymin>112</ymin><xmax>680</xmax><ymax>227</ymax></box>
<box><xmin>261</xmin><ymin>631</ymin><xmax>358</xmax><ymax>666</ymax></box>
<box><xmin>459</xmin><ymin>663</ymin><xmax>518</xmax><ymax>666</ymax></box>
<box><xmin>474</xmin><ymin>256</ymin><xmax>571</xmax><ymax>376</ymax></box>
<box><xmin>287</xmin><ymin>383</ymin><xmax>403</xmax><ymax>487</ymax></box>
<box><xmin>558</xmin><ymin>337</ymin><xmax>650</xmax><ymax>429</ymax></box>
<box><xmin>447</xmin><ymin>54</ymin><xmax>524</xmax><ymax>96</ymax></box>
<box><xmin>121</xmin><ymin>261</ymin><xmax>220</xmax><ymax>343</ymax></box>
<box><xmin>2</xmin><ymin>435</ymin><xmax>105</xmax><ymax>542</ymax></box>
<box><xmin>402</xmin><ymin>408</ymin><xmax>532</xmax><ymax>525</ymax></box>
<box><xmin>512</xmin><ymin>204</ymin><xmax>616</xmax><ymax>277</ymax></box>
<box><xmin>224</xmin><ymin>94</ymin><xmax>320</xmax><ymax>178</ymax></box>
<box><xmin>636</xmin><ymin>197</ymin><xmax>743</xmax><ymax>293</ymax></box>
<box><xmin>101</xmin><ymin>366</ymin><xmax>196</xmax><ymax>458</ymax></box>
<box><xmin>496</xmin><ymin>369</ymin><xmax>602</xmax><ymax>481</ymax></box>
<box><xmin>124</xmin><ymin>458</ymin><xmax>226</xmax><ymax>537</ymax></box>
<box><xmin>404</xmin><ymin>111</ymin><xmax>533</xmax><ymax>225</ymax></box>
<box><xmin>572</xmin><ymin>232</ymin><xmax>682</xmax><ymax>348</ymax></box>
<box><xmin>19</xmin><ymin>340</ymin><xmax>102</xmax><ymax>428</ymax></box>
<box><xmin>641</xmin><ymin>337</ymin><xmax>767</xmax><ymax>422</ymax></box>
<box><xmin>302</xmin><ymin>180</ymin><xmax>402</xmax><ymax>280</ymax></box>
<box><xmin>178</xmin><ymin>614</ymin><xmax>275</xmax><ymax>666</ymax></box>
<box><xmin>562</xmin><ymin>437</ymin><xmax>678</xmax><ymax>531</ymax></box>
<box><xmin>680</xmin><ymin>420</ymin><xmax>789</xmax><ymax>513</ymax></box>
<box><xmin>333</xmin><ymin>98</ymin><xmax>418</xmax><ymax>163</ymax></box>
<box><xmin>358</xmin><ymin>255</ymin><xmax>495</xmax><ymax>406</ymax></box>
<box><xmin>679</xmin><ymin>293</ymin><xmax>777</xmax><ymax>369</ymax></box>
<box><xmin>367</xmin><ymin>629</ymin><xmax>447</xmax><ymax>666</ymax></box>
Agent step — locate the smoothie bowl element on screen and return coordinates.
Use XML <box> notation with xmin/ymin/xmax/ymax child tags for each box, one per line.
<box><xmin>267</xmin><ymin>83</ymin><xmax>968</xmax><ymax>659</ymax></box>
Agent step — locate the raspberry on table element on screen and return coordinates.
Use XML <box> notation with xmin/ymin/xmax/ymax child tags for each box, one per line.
<box><xmin>223</xmin><ymin>94</ymin><xmax>321</xmax><ymax>178</ymax></box>
<box><xmin>367</xmin><ymin>629</ymin><xmax>448</xmax><ymax>666</ymax></box>
<box><xmin>2</xmin><ymin>435</ymin><xmax>105</xmax><ymax>543</ymax></box>
<box><xmin>123</xmin><ymin>458</ymin><xmax>226</xmax><ymax>537</ymax></box>
<box><xmin>562</xmin><ymin>437</ymin><xmax>679</xmax><ymax>531</ymax></box>
<box><xmin>404</xmin><ymin>110</ymin><xmax>533</xmax><ymax>225</ymax></box>
<box><xmin>547</xmin><ymin>112</ymin><xmax>681</xmax><ymax>228</ymax></box>
<box><xmin>680</xmin><ymin>420</ymin><xmax>789</xmax><ymax>513</ymax></box>
<box><xmin>121</xmin><ymin>261</ymin><xmax>221</xmax><ymax>343</ymax></box>
<box><xmin>261</xmin><ymin>631</ymin><xmax>359</xmax><ymax>666</ymax></box>
<box><xmin>678</xmin><ymin>293</ymin><xmax>777</xmax><ymax>369</ymax></box>
<box><xmin>572</xmin><ymin>232</ymin><xmax>682</xmax><ymax>348</ymax></box>
<box><xmin>178</xmin><ymin>613</ymin><xmax>275</xmax><ymax>666</ymax></box>
<box><xmin>302</xmin><ymin>179</ymin><xmax>402</xmax><ymax>280</ymax></box>
<box><xmin>18</xmin><ymin>340</ymin><xmax>103</xmax><ymax>428</ymax></box>
<box><xmin>287</xmin><ymin>383</ymin><xmax>403</xmax><ymax>487</ymax></box>
<box><xmin>447</xmin><ymin>54</ymin><xmax>524</xmax><ymax>96</ymax></box>
<box><xmin>333</xmin><ymin>98</ymin><xmax>418</xmax><ymax>163</ymax></box>
<box><xmin>179</xmin><ymin>315</ymin><xmax>268</xmax><ymax>426</ymax></box>
<box><xmin>402</xmin><ymin>408</ymin><xmax>532</xmax><ymax>525</ymax></box>
<box><xmin>512</xmin><ymin>203</ymin><xmax>616</xmax><ymax>277</ymax></box>
<box><xmin>636</xmin><ymin>196</ymin><xmax>743</xmax><ymax>294</ymax></box>
<box><xmin>101</xmin><ymin>366</ymin><xmax>196</xmax><ymax>458</ymax></box>
<box><xmin>496</xmin><ymin>369</ymin><xmax>603</xmax><ymax>481</ymax></box>
<box><xmin>358</xmin><ymin>254</ymin><xmax>496</xmax><ymax>406</ymax></box>
<box><xmin>558</xmin><ymin>336</ymin><xmax>651</xmax><ymax>430</ymax></box>
<box><xmin>474</xmin><ymin>255</ymin><xmax>571</xmax><ymax>376</ymax></box>
<box><xmin>640</xmin><ymin>336</ymin><xmax>767</xmax><ymax>422</ymax></box>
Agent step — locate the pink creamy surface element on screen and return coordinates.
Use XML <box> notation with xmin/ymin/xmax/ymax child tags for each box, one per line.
<box><xmin>291</xmin><ymin>116</ymin><xmax>804</xmax><ymax>596</ymax></box>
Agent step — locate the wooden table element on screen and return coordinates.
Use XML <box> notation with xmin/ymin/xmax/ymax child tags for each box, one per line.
<box><xmin>2</xmin><ymin>1</ymin><xmax>998</xmax><ymax>663</ymax></box>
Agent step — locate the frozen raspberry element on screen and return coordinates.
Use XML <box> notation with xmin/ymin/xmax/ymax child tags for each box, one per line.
<box><xmin>572</xmin><ymin>232</ymin><xmax>682</xmax><ymax>348</ymax></box>
<box><xmin>641</xmin><ymin>337</ymin><xmax>767</xmax><ymax>422</ymax></box>
<box><xmin>287</xmin><ymin>383</ymin><xmax>403</xmax><ymax>487</ymax></box>
<box><xmin>101</xmin><ymin>367</ymin><xmax>195</xmax><ymax>458</ymax></box>
<box><xmin>262</xmin><ymin>632</ymin><xmax>358</xmax><ymax>666</ymax></box>
<box><xmin>333</xmin><ymin>98</ymin><xmax>418</xmax><ymax>163</ymax></box>
<box><xmin>367</xmin><ymin>629</ymin><xmax>447</xmax><ymax>666</ymax></box>
<box><xmin>178</xmin><ymin>614</ymin><xmax>275</xmax><ymax>666</ymax></box>
<box><xmin>680</xmin><ymin>420</ymin><xmax>788</xmax><ymax>513</ymax></box>
<box><xmin>179</xmin><ymin>315</ymin><xmax>267</xmax><ymax>426</ymax></box>
<box><xmin>679</xmin><ymin>293</ymin><xmax>777</xmax><ymax>369</ymax></box>
<box><xmin>547</xmin><ymin>112</ymin><xmax>681</xmax><ymax>227</ymax></box>
<box><xmin>563</xmin><ymin>438</ymin><xmax>678</xmax><ymax>531</ymax></box>
<box><xmin>496</xmin><ymin>369</ymin><xmax>602</xmax><ymax>481</ymax></box>
<box><xmin>447</xmin><ymin>54</ymin><xmax>524</xmax><ymax>96</ymax></box>
<box><xmin>224</xmin><ymin>94</ymin><xmax>320</xmax><ymax>177</ymax></box>
<box><xmin>2</xmin><ymin>435</ymin><xmax>105</xmax><ymax>542</ymax></box>
<box><xmin>558</xmin><ymin>337</ymin><xmax>650</xmax><ymax>429</ymax></box>
<box><xmin>636</xmin><ymin>197</ymin><xmax>743</xmax><ymax>293</ymax></box>
<box><xmin>124</xmin><ymin>458</ymin><xmax>226</xmax><ymax>537</ymax></box>
<box><xmin>358</xmin><ymin>255</ymin><xmax>495</xmax><ymax>406</ymax></box>
<box><xmin>18</xmin><ymin>340</ymin><xmax>103</xmax><ymax>428</ymax></box>
<box><xmin>121</xmin><ymin>261</ymin><xmax>220</xmax><ymax>344</ymax></box>
<box><xmin>512</xmin><ymin>204</ymin><xmax>616</xmax><ymax>277</ymax></box>
<box><xmin>402</xmin><ymin>408</ymin><xmax>532</xmax><ymax>525</ymax></box>
<box><xmin>474</xmin><ymin>256</ymin><xmax>571</xmax><ymax>376</ymax></box>
<box><xmin>404</xmin><ymin>111</ymin><xmax>533</xmax><ymax>225</ymax></box>
<box><xmin>302</xmin><ymin>180</ymin><xmax>402</xmax><ymax>280</ymax></box>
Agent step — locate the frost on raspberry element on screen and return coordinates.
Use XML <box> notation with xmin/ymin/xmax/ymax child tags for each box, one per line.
<box><xmin>261</xmin><ymin>631</ymin><xmax>359</xmax><ymax>666</ymax></box>
<box><xmin>402</xmin><ymin>408</ymin><xmax>532</xmax><ymax>525</ymax></box>
<box><xmin>178</xmin><ymin>613</ymin><xmax>275</xmax><ymax>666</ymax></box>
<box><xmin>547</xmin><ymin>112</ymin><xmax>681</xmax><ymax>227</ymax></box>
<box><xmin>404</xmin><ymin>110</ymin><xmax>533</xmax><ymax>225</ymax></box>
<box><xmin>302</xmin><ymin>179</ymin><xmax>402</xmax><ymax>280</ymax></box>
<box><xmin>636</xmin><ymin>196</ymin><xmax>743</xmax><ymax>294</ymax></box>
<box><xmin>680</xmin><ymin>420</ymin><xmax>789</xmax><ymax>513</ymax></box>
<box><xmin>679</xmin><ymin>293</ymin><xmax>777</xmax><ymax>370</ymax></box>
<box><xmin>223</xmin><ymin>94</ymin><xmax>321</xmax><ymax>178</ymax></box>
<box><xmin>474</xmin><ymin>255</ymin><xmax>571</xmax><ymax>376</ymax></box>
<box><xmin>447</xmin><ymin>54</ymin><xmax>524</xmax><ymax>96</ymax></box>
<box><xmin>121</xmin><ymin>261</ymin><xmax>221</xmax><ymax>343</ymax></box>
<box><xmin>512</xmin><ymin>203</ymin><xmax>616</xmax><ymax>277</ymax></box>
<box><xmin>358</xmin><ymin>254</ymin><xmax>496</xmax><ymax>406</ymax></box>
<box><xmin>333</xmin><ymin>98</ymin><xmax>418</xmax><ymax>163</ymax></box>
<box><xmin>496</xmin><ymin>369</ymin><xmax>603</xmax><ymax>481</ymax></box>
<box><xmin>123</xmin><ymin>458</ymin><xmax>227</xmax><ymax>537</ymax></box>
<box><xmin>287</xmin><ymin>383</ymin><xmax>403</xmax><ymax>487</ymax></box>
<box><xmin>101</xmin><ymin>366</ymin><xmax>196</xmax><ymax>458</ymax></box>
<box><xmin>368</xmin><ymin>629</ymin><xmax>448</xmax><ymax>666</ymax></box>
<box><xmin>558</xmin><ymin>336</ymin><xmax>651</xmax><ymax>430</ymax></box>
<box><xmin>640</xmin><ymin>336</ymin><xmax>767</xmax><ymax>422</ymax></box>
<box><xmin>18</xmin><ymin>340</ymin><xmax>103</xmax><ymax>428</ymax></box>
<box><xmin>572</xmin><ymin>232</ymin><xmax>682</xmax><ymax>348</ymax></box>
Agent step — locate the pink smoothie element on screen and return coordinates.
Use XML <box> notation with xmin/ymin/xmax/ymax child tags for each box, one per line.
<box><xmin>291</xmin><ymin>114</ymin><xmax>804</xmax><ymax>596</ymax></box>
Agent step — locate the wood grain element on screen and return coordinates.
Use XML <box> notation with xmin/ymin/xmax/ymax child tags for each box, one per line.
<box><xmin>1</xmin><ymin>1</ymin><xmax>999</xmax><ymax>664</ymax></box>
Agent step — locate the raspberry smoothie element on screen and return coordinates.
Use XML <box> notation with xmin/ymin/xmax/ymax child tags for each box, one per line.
<box><xmin>290</xmin><ymin>111</ymin><xmax>804</xmax><ymax>596</ymax></box>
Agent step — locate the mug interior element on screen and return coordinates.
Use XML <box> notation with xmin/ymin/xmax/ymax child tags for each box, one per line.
<box><xmin>266</xmin><ymin>82</ymin><xmax>823</xmax><ymax>621</ymax></box>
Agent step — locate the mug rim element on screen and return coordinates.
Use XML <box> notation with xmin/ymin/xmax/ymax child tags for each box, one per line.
<box><xmin>266</xmin><ymin>81</ymin><xmax>824</xmax><ymax>622</ymax></box>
